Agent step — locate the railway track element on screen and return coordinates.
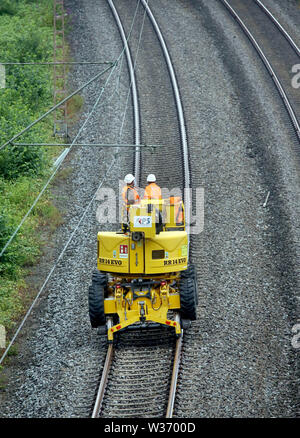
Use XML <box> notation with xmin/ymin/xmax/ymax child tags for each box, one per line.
<box><xmin>90</xmin><ymin>0</ymin><xmax>191</xmax><ymax>418</ymax></box>
<box><xmin>1</xmin><ymin>0</ymin><xmax>298</xmax><ymax>419</ymax></box>
<box><xmin>219</xmin><ymin>0</ymin><xmax>300</xmax><ymax>141</ymax></box>
<box><xmin>92</xmin><ymin>328</ymin><xmax>183</xmax><ymax>418</ymax></box>
<box><xmin>90</xmin><ymin>0</ymin><xmax>300</xmax><ymax>419</ymax></box>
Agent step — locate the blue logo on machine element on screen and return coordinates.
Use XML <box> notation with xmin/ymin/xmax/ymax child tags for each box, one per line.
<box><xmin>133</xmin><ymin>216</ymin><xmax>152</xmax><ymax>227</ymax></box>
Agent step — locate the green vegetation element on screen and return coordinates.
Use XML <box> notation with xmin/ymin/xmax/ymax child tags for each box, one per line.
<box><xmin>0</xmin><ymin>0</ymin><xmax>65</xmax><ymax>337</ymax></box>
<box><xmin>67</xmin><ymin>94</ymin><xmax>84</xmax><ymax>124</ymax></box>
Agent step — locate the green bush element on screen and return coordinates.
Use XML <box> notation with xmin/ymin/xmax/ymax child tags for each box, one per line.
<box><xmin>0</xmin><ymin>0</ymin><xmax>17</xmax><ymax>16</ymax></box>
<box><xmin>0</xmin><ymin>0</ymin><xmax>63</xmax><ymax>333</ymax></box>
<box><xmin>0</xmin><ymin>211</ymin><xmax>16</xmax><ymax>274</ymax></box>
<box><xmin>0</xmin><ymin>145</ymin><xmax>44</xmax><ymax>180</ymax></box>
<box><xmin>0</xmin><ymin>99</ymin><xmax>47</xmax><ymax>179</ymax></box>
<box><xmin>0</xmin><ymin>1</ymin><xmax>53</xmax><ymax>180</ymax></box>
<box><xmin>0</xmin><ymin>176</ymin><xmax>42</xmax><ymax>278</ymax></box>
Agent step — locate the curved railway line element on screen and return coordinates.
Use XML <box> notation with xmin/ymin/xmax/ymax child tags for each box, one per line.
<box><xmin>107</xmin><ymin>0</ymin><xmax>141</xmax><ymax>184</ymax></box>
<box><xmin>91</xmin><ymin>0</ymin><xmax>300</xmax><ymax>419</ymax></box>
<box><xmin>219</xmin><ymin>0</ymin><xmax>300</xmax><ymax>141</ymax></box>
<box><xmin>91</xmin><ymin>0</ymin><xmax>190</xmax><ymax>418</ymax></box>
<box><xmin>0</xmin><ymin>0</ymin><xmax>299</xmax><ymax>419</ymax></box>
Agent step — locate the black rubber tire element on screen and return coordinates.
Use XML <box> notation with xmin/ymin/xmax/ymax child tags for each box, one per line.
<box><xmin>88</xmin><ymin>271</ymin><xmax>106</xmax><ymax>328</ymax></box>
<box><xmin>181</xmin><ymin>263</ymin><xmax>196</xmax><ymax>279</ymax></box>
<box><xmin>91</xmin><ymin>270</ymin><xmax>107</xmax><ymax>286</ymax></box>
<box><xmin>181</xmin><ymin>264</ymin><xmax>199</xmax><ymax>305</ymax></box>
<box><xmin>179</xmin><ymin>276</ymin><xmax>197</xmax><ymax>321</ymax></box>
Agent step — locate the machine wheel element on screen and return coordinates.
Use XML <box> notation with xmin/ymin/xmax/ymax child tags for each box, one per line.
<box><xmin>179</xmin><ymin>276</ymin><xmax>197</xmax><ymax>321</ymax></box>
<box><xmin>88</xmin><ymin>271</ymin><xmax>106</xmax><ymax>328</ymax></box>
<box><xmin>92</xmin><ymin>270</ymin><xmax>108</xmax><ymax>296</ymax></box>
<box><xmin>181</xmin><ymin>264</ymin><xmax>198</xmax><ymax>305</ymax></box>
<box><xmin>91</xmin><ymin>270</ymin><xmax>107</xmax><ymax>286</ymax></box>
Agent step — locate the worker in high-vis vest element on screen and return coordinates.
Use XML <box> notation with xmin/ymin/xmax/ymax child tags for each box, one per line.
<box><xmin>169</xmin><ymin>196</ymin><xmax>184</xmax><ymax>226</ymax></box>
<box><xmin>144</xmin><ymin>174</ymin><xmax>162</xmax><ymax>200</ymax></box>
<box><xmin>122</xmin><ymin>174</ymin><xmax>140</xmax><ymax>208</ymax></box>
<box><xmin>122</xmin><ymin>174</ymin><xmax>140</xmax><ymax>232</ymax></box>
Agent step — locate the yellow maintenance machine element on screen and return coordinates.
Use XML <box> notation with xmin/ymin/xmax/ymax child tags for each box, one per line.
<box><xmin>88</xmin><ymin>197</ymin><xmax>198</xmax><ymax>342</ymax></box>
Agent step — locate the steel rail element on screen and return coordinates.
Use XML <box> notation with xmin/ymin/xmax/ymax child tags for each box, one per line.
<box><xmin>140</xmin><ymin>0</ymin><xmax>190</xmax><ymax>418</ymax></box>
<box><xmin>92</xmin><ymin>0</ymin><xmax>191</xmax><ymax>419</ymax></box>
<box><xmin>219</xmin><ymin>0</ymin><xmax>300</xmax><ymax>141</ymax></box>
<box><xmin>140</xmin><ymin>0</ymin><xmax>191</xmax><ymax>238</ymax></box>
<box><xmin>253</xmin><ymin>0</ymin><xmax>300</xmax><ymax>56</ymax></box>
<box><xmin>166</xmin><ymin>330</ymin><xmax>183</xmax><ymax>418</ymax></box>
<box><xmin>108</xmin><ymin>0</ymin><xmax>141</xmax><ymax>186</ymax></box>
<box><xmin>90</xmin><ymin>0</ymin><xmax>142</xmax><ymax>418</ymax></box>
<box><xmin>91</xmin><ymin>343</ymin><xmax>114</xmax><ymax>418</ymax></box>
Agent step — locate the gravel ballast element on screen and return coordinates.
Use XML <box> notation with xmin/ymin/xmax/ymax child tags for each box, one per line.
<box><xmin>0</xmin><ymin>0</ymin><xmax>299</xmax><ymax>418</ymax></box>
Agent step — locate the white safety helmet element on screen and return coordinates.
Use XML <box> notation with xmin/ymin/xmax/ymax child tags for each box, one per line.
<box><xmin>147</xmin><ymin>174</ymin><xmax>156</xmax><ymax>183</ymax></box>
<box><xmin>124</xmin><ymin>174</ymin><xmax>135</xmax><ymax>184</ymax></box>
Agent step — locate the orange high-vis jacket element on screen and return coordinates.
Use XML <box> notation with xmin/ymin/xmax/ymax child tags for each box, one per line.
<box><xmin>122</xmin><ymin>184</ymin><xmax>140</xmax><ymax>208</ymax></box>
<box><xmin>143</xmin><ymin>182</ymin><xmax>162</xmax><ymax>200</ymax></box>
<box><xmin>170</xmin><ymin>196</ymin><xmax>183</xmax><ymax>225</ymax></box>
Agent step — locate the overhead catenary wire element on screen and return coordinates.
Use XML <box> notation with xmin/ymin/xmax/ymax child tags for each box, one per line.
<box><xmin>0</xmin><ymin>156</ymin><xmax>117</xmax><ymax>365</ymax></box>
<box><xmin>0</xmin><ymin>0</ymin><xmax>144</xmax><ymax>155</ymax></box>
<box><xmin>140</xmin><ymin>0</ymin><xmax>191</xmax><ymax>239</ymax></box>
<box><xmin>50</xmin><ymin>59</ymin><xmax>130</xmax><ymax>170</ymax></box>
<box><xmin>0</xmin><ymin>63</ymin><xmax>115</xmax><ymax>153</ymax></box>
<box><xmin>0</xmin><ymin>0</ymin><xmax>144</xmax><ymax>259</ymax></box>
<box><xmin>90</xmin><ymin>1</ymin><xmax>189</xmax><ymax>419</ymax></box>
<box><xmin>0</xmin><ymin>65</ymin><xmax>136</xmax><ymax>366</ymax></box>
<box><xmin>0</xmin><ymin>61</ymin><xmax>114</xmax><ymax>65</ymax></box>
<box><xmin>90</xmin><ymin>2</ymin><xmax>149</xmax><ymax>418</ymax></box>
<box><xmin>107</xmin><ymin>0</ymin><xmax>147</xmax><ymax>187</ymax></box>
<box><xmin>12</xmin><ymin>143</ymin><xmax>158</xmax><ymax>148</ymax></box>
<box><xmin>0</xmin><ymin>0</ymin><xmax>148</xmax><ymax>363</ymax></box>
<box><xmin>0</xmin><ymin>64</ymin><xmax>118</xmax><ymax>259</ymax></box>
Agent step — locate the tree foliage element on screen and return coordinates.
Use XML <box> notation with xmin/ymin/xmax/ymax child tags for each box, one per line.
<box><xmin>0</xmin><ymin>0</ymin><xmax>53</xmax><ymax>180</ymax></box>
<box><xmin>0</xmin><ymin>0</ymin><xmax>57</xmax><ymax>329</ymax></box>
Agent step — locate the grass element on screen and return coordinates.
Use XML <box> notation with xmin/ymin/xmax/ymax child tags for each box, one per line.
<box><xmin>0</xmin><ymin>175</ymin><xmax>64</xmax><ymax>330</ymax></box>
<box><xmin>0</xmin><ymin>0</ymin><xmax>73</xmax><ymax>355</ymax></box>
<box><xmin>67</xmin><ymin>94</ymin><xmax>84</xmax><ymax>124</ymax></box>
